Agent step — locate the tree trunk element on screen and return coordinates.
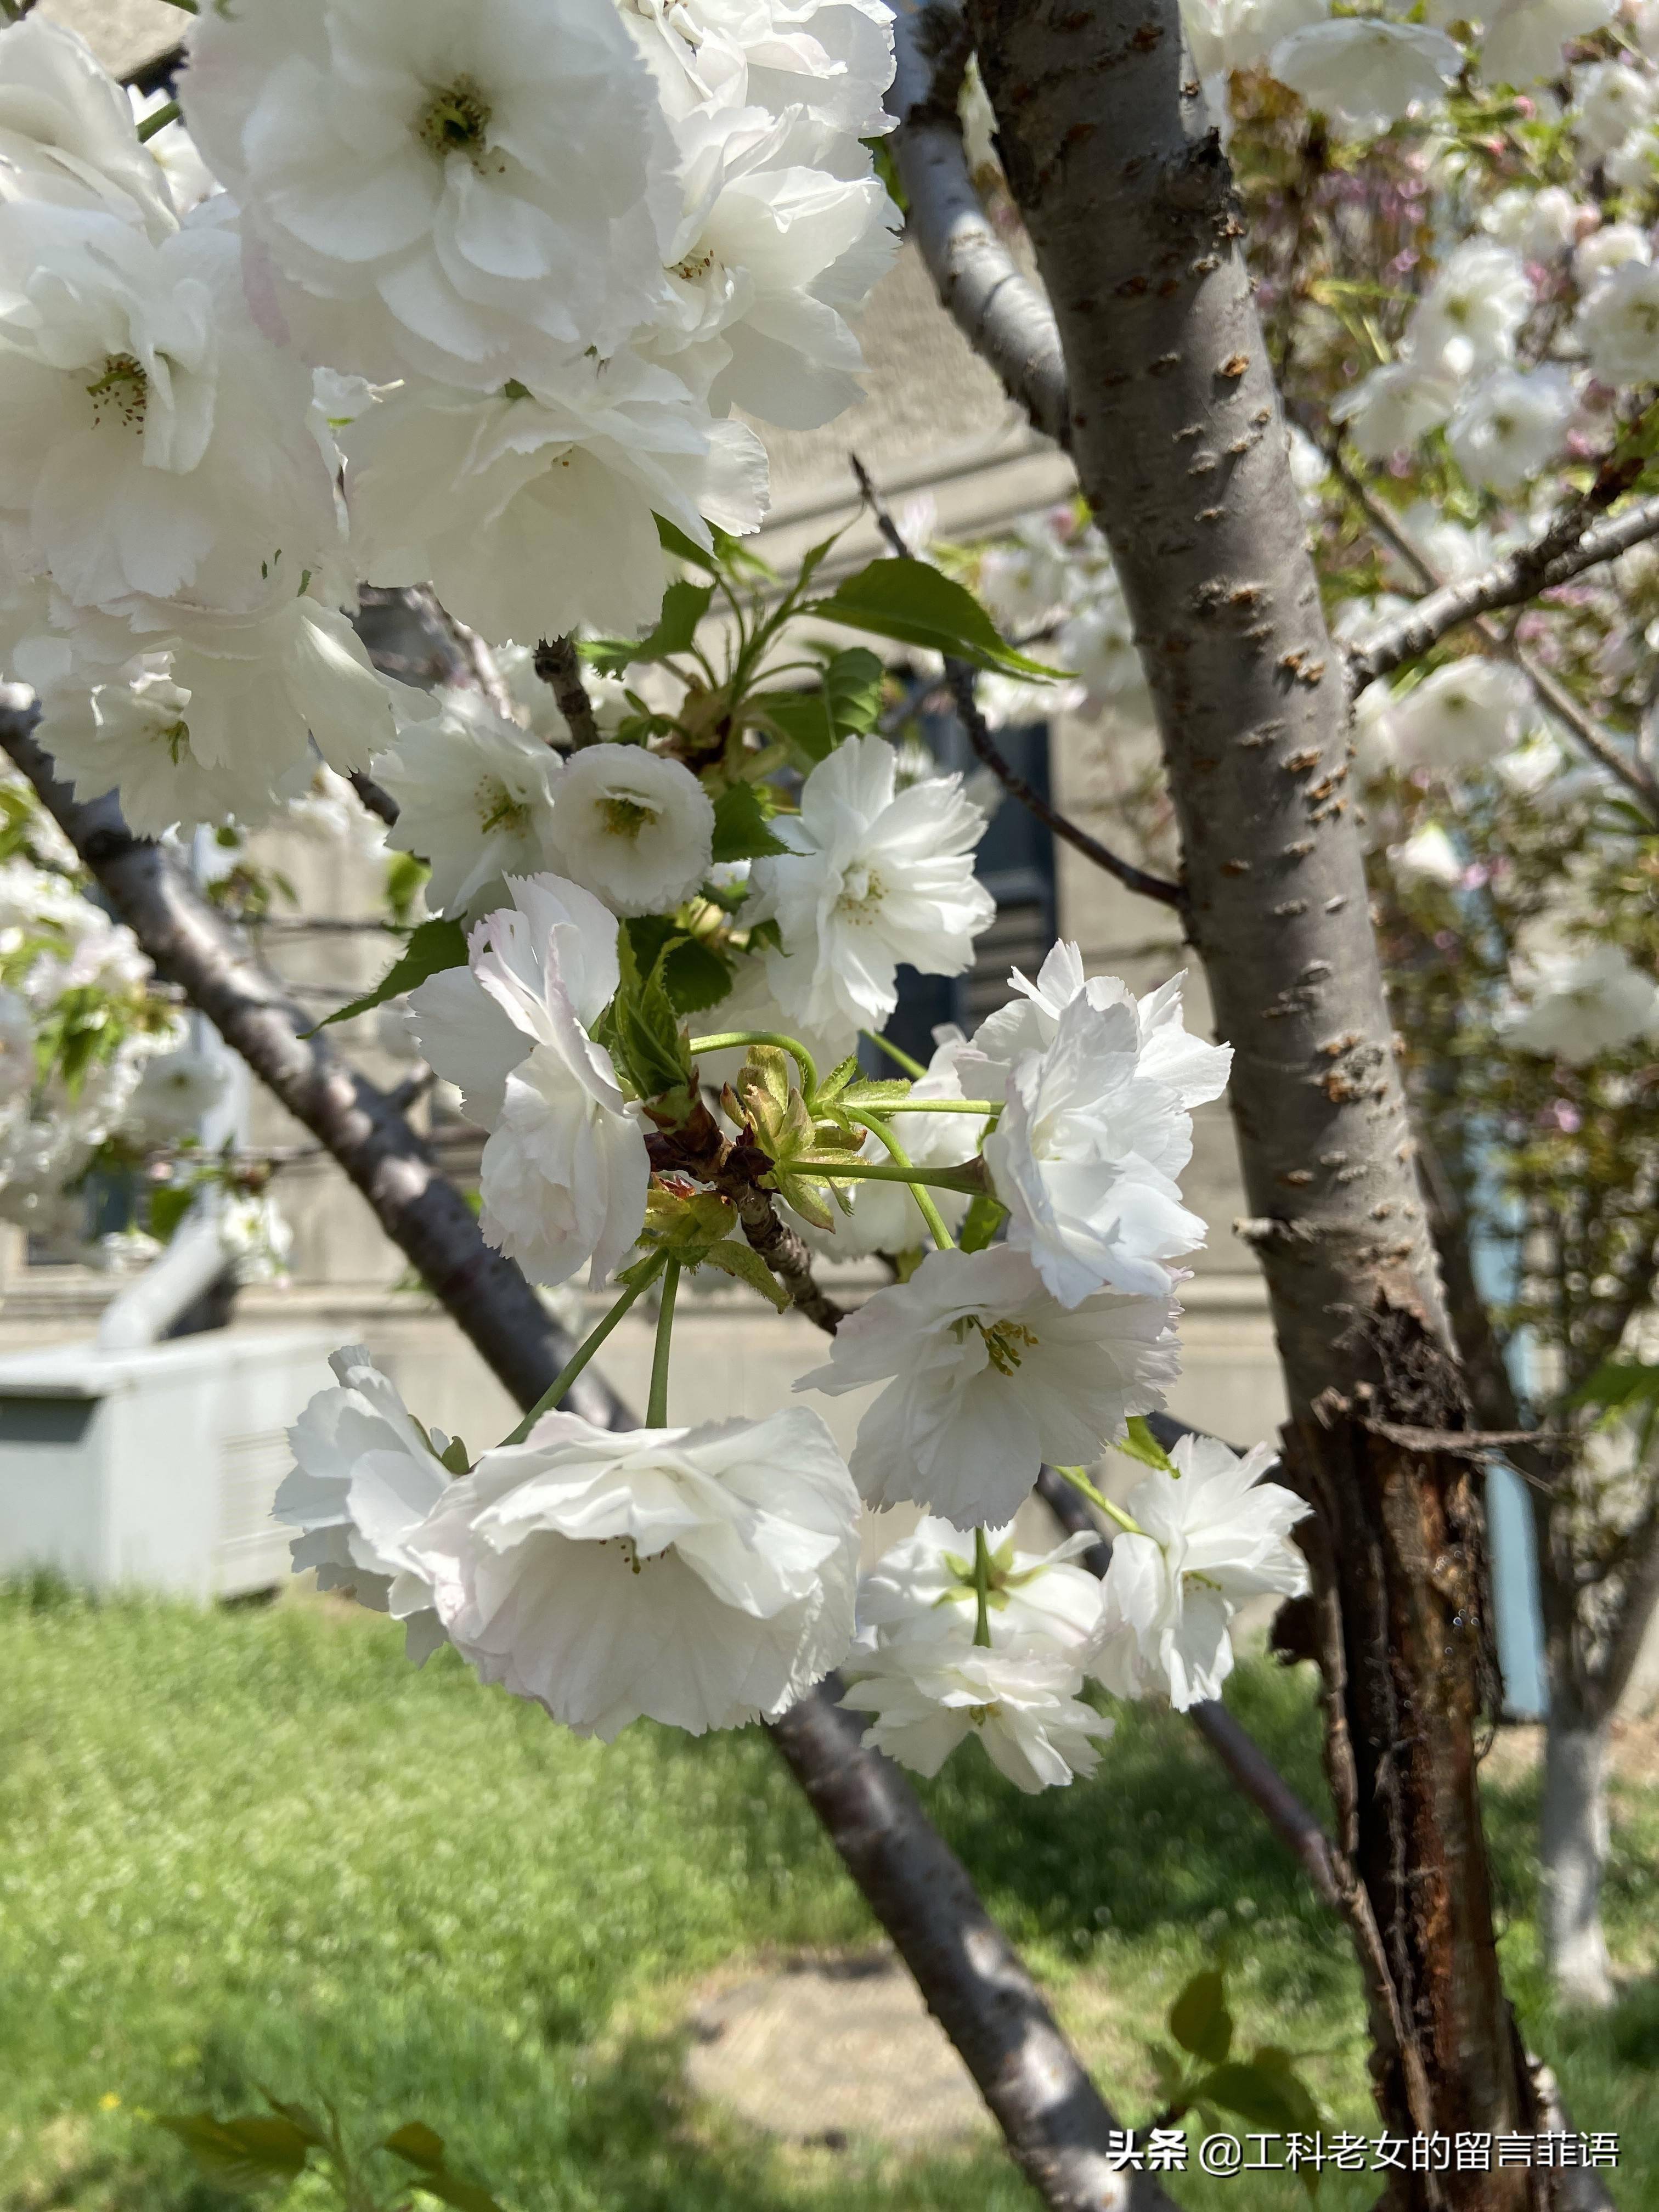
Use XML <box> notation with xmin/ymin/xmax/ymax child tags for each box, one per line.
<box><xmin>955</xmin><ymin>0</ymin><xmax>1536</xmax><ymax>2183</ymax></box>
<box><xmin>1539</xmin><ymin>1700</ymin><xmax>1616</xmax><ymax>2011</ymax></box>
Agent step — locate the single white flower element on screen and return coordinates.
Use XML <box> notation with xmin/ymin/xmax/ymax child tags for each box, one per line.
<box><xmin>1498</xmin><ymin>941</ymin><xmax>1659</xmax><ymax>1062</ymax></box>
<box><xmin>406</xmin><ymin>872</ymin><xmax>650</xmax><ymax>1286</ymax></box>
<box><xmin>34</xmin><ymin>670</ymin><xmax>255</xmax><ymax>837</ymax></box>
<box><xmin>343</xmin><ymin>358</ymin><xmax>768</xmax><ymax>644</ymax></box>
<box><xmin>841</xmin><ymin>1623</ymin><xmax>1114</xmax><ymax>1791</ymax></box>
<box><xmin>1330</xmin><ymin>356</ymin><xmax>1457</xmax><ymax>461</ymax></box>
<box><xmin>221</xmin><ymin>1189</ymin><xmax>294</xmax><ymax>1284</ymax></box>
<box><xmin>1573</xmin><ymin>59</ymin><xmax>1656</xmax><ymax>158</ymax></box>
<box><xmin>0</xmin><ymin>984</ymin><xmax>33</xmax><ymax>1104</ymax></box>
<box><xmin>1480</xmin><ymin>0</ymin><xmax>1612</xmax><ymax>84</ymax></box>
<box><xmin>0</xmin><ymin>16</ymin><xmax>177</xmax><ymax>237</ymax></box>
<box><xmin>125</xmin><ymin>1043</ymin><xmax>227</xmax><ymax>1141</ymax></box>
<box><xmin>748</xmin><ymin>733</ymin><xmax>994</xmax><ymax>1035</ymax></box>
<box><xmin>1090</xmin><ymin>1434</ymin><xmax>1310</xmax><ymax>1711</ymax></box>
<box><xmin>977</xmin><ymin>516</ymin><xmax>1074</xmax><ymax>632</ymax></box>
<box><xmin>797</xmin><ymin>1243</ymin><xmax>1180</xmax><ymax>1525</ymax></box>
<box><xmin>651</xmin><ymin>106</ymin><xmax>899</xmax><ymax>431</ymax></box>
<box><xmin>856</xmin><ymin>1514</ymin><xmax>1108</xmax><ymax>1658</ymax></box>
<box><xmin>545</xmin><ymin>742</ymin><xmax>714</xmax><ymax>917</ymax></box>
<box><xmin>1055</xmin><ymin>563</ymin><xmax>1154</xmax><ymax>720</ymax></box>
<box><xmin>404</xmin><ymin>1406</ymin><xmax>859</xmax><ymax>1739</ymax></box>
<box><xmin>1481</xmin><ymin>184</ymin><xmax>1583</xmax><ymax>264</ymax></box>
<box><xmin>0</xmin><ymin>202</ymin><xmax>338</xmax><ymax>620</ymax></box>
<box><xmin>1387</xmin><ymin>820</ymin><xmax>1465</xmax><ymax>889</ymax></box>
<box><xmin>1447</xmin><ymin>366</ymin><xmax>1575</xmax><ymax>494</ymax></box>
<box><xmin>1269</xmin><ymin>19</ymin><xmax>1462</xmax><ymax>133</ymax></box>
<box><xmin>374</xmin><ymin>688</ymin><xmax>563</xmax><ymax>918</ymax></box>
<box><xmin>275</xmin><ymin>1344</ymin><xmax>452</xmax><ymax>1661</ymax></box>
<box><xmin>1390</xmin><ymin>657</ymin><xmax>1530</xmax><ymax>773</ymax></box>
<box><xmin>1574</xmin><ymin>220</ymin><xmax>1650</xmax><ymax>291</ymax></box>
<box><xmin>182</xmin><ymin>0</ymin><xmax>669</xmax><ymax>385</ymax></box>
<box><xmin>1411</xmin><ymin>242</ymin><xmax>1532</xmax><ymax>377</ymax></box>
<box><xmin>1575</xmin><ymin>257</ymin><xmax>1659</xmax><ymax>386</ymax></box>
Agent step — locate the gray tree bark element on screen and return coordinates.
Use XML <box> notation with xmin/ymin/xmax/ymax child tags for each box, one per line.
<box><xmin>922</xmin><ymin>0</ymin><xmax>1538</xmax><ymax>2185</ymax></box>
<box><xmin>1539</xmin><ymin>1710</ymin><xmax>1616</xmax><ymax>2012</ymax></box>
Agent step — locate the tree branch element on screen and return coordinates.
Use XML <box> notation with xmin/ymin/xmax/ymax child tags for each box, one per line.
<box><xmin>1348</xmin><ymin>493</ymin><xmax>1659</xmax><ymax>692</ymax></box>
<box><xmin>887</xmin><ymin>2</ymin><xmax>1070</xmax><ymax>446</ymax></box>
<box><xmin>1</xmin><ymin>699</ymin><xmax>1174</xmax><ymax>2212</ymax></box>
<box><xmin>850</xmin><ymin>454</ymin><xmax>1185</xmax><ymax>909</ymax></box>
<box><xmin>534</xmin><ymin>635</ymin><xmax>603</xmax><ymax>749</ymax></box>
<box><xmin>1335</xmin><ymin>460</ymin><xmax>1659</xmax><ymax>821</ymax></box>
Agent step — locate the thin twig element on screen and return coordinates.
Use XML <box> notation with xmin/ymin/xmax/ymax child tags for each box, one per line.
<box><xmin>408</xmin><ymin>585</ymin><xmax>517</xmax><ymax>722</ymax></box>
<box><xmin>1350</xmin><ymin>493</ymin><xmax>1659</xmax><ymax>690</ymax></box>
<box><xmin>348</xmin><ymin>769</ymin><xmax>399</xmax><ymax>827</ymax></box>
<box><xmin>534</xmin><ymin>635</ymin><xmax>603</xmax><ymax>749</ymax></box>
<box><xmin>850</xmin><ymin>454</ymin><xmax>1184</xmax><ymax>910</ymax></box>
<box><xmin>1335</xmin><ymin>456</ymin><xmax>1659</xmax><ymax>820</ymax></box>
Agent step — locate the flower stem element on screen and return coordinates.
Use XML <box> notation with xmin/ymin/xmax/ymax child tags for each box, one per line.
<box><xmin>1054</xmin><ymin>1463</ymin><xmax>1147</xmax><ymax>1539</ymax></box>
<box><xmin>860</xmin><ymin>1028</ymin><xmax>927</xmax><ymax>1079</ymax></box>
<box><xmin>688</xmin><ymin>1029</ymin><xmax>819</xmax><ymax>1098</ymax></box>
<box><xmin>811</xmin><ymin>1158</ymin><xmax>986</xmax><ymax>1193</ymax></box>
<box><xmin>647</xmin><ymin>1256</ymin><xmax>681</xmax><ymax>1427</ymax></box>
<box><xmin>973</xmin><ymin>1529</ymin><xmax>993</xmax><ymax>1646</ymax></box>
<box><xmin>847</xmin><ymin>1109</ymin><xmax>955</xmax><ymax>1250</ymax></box>
<box><xmin>137</xmin><ymin>100</ymin><xmax>180</xmax><ymax>142</ymax></box>
<box><xmin>498</xmin><ymin>1255</ymin><xmax>664</xmax><ymax>1447</ymax></box>
<box><xmin>879</xmin><ymin>1098</ymin><xmax>1001</xmax><ymax>1115</ymax></box>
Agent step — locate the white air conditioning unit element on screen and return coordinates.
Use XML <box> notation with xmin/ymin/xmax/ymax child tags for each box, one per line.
<box><xmin>0</xmin><ymin>1329</ymin><xmax>335</xmax><ymax>1600</ymax></box>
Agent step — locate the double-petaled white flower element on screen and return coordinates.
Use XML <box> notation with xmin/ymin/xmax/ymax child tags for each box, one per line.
<box><xmin>1575</xmin><ymin>258</ymin><xmax>1659</xmax><ymax>388</ymax></box>
<box><xmin>1410</xmin><ymin>242</ymin><xmax>1532</xmax><ymax>379</ymax></box>
<box><xmin>407</xmin><ymin>872</ymin><xmax>650</xmax><ymax>1286</ymax></box>
<box><xmin>35</xmin><ymin>669</ymin><xmax>251</xmax><ymax>837</ymax></box>
<box><xmin>125</xmin><ymin>1041</ymin><xmax>227</xmax><ymax>1142</ymax></box>
<box><xmin>544</xmin><ymin>742</ymin><xmax>715</xmax><ymax>917</ymax></box>
<box><xmin>403</xmin><ymin>1406</ymin><xmax>859</xmax><ymax>1739</ymax></box>
<box><xmin>0</xmin><ymin>202</ymin><xmax>338</xmax><ymax>620</ymax></box>
<box><xmin>797</xmin><ymin>1244</ymin><xmax>1180</xmax><ymax>1525</ymax></box>
<box><xmin>856</xmin><ymin>1514</ymin><xmax>1109</xmax><ymax>1658</ymax></box>
<box><xmin>183</xmin><ymin>0</ymin><xmax>669</xmax><ymax>385</ymax></box>
<box><xmin>1389</xmin><ymin>656</ymin><xmax>1530</xmax><ymax>774</ymax></box>
<box><xmin>1090</xmin><ymin>1434</ymin><xmax>1310</xmax><ymax>1711</ymax></box>
<box><xmin>0</xmin><ymin>16</ymin><xmax>178</xmax><ymax>237</ymax></box>
<box><xmin>373</xmin><ymin>687</ymin><xmax>564</xmax><ymax>918</ymax></box>
<box><xmin>1330</xmin><ymin>356</ymin><xmax>1456</xmax><ymax>462</ymax></box>
<box><xmin>628</xmin><ymin>0</ymin><xmax>898</xmax><ymax>139</ymax></box>
<box><xmin>748</xmin><ymin>733</ymin><xmax>994</xmax><ymax>1034</ymax></box>
<box><xmin>342</xmin><ymin>356</ymin><xmax>768</xmax><ymax>643</ymax></box>
<box><xmin>1269</xmin><ymin>18</ymin><xmax>1462</xmax><ymax>132</ymax></box>
<box><xmin>842</xmin><ymin>1622</ymin><xmax>1114</xmax><ymax>1792</ymax></box>
<box><xmin>1498</xmin><ymin>941</ymin><xmax>1659</xmax><ymax>1063</ymax></box>
<box><xmin>275</xmin><ymin>1345</ymin><xmax>452</xmax><ymax>1660</ymax></box>
<box><xmin>1446</xmin><ymin>366</ymin><xmax>1575</xmax><ymax>495</ymax></box>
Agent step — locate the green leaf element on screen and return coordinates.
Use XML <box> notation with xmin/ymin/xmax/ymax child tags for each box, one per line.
<box><xmin>312</xmin><ymin>917</ymin><xmax>468</xmax><ymax>1033</ymax></box>
<box><xmin>588</xmin><ymin>580</ymin><xmax>714</xmax><ymax>673</ymax></box>
<box><xmin>146</xmin><ymin>1181</ymin><xmax>199</xmax><ymax>1246</ymax></box>
<box><xmin>383</xmin><ymin>2122</ymin><xmax>509</xmax><ymax>2212</ymax></box>
<box><xmin>837</xmin><ymin>1077</ymin><xmax>913</xmax><ymax>1108</ymax></box>
<box><xmin>698</xmin><ymin>1237</ymin><xmax>791</xmax><ymax>1310</ymax></box>
<box><xmin>1116</xmin><ymin>1415</ymin><xmax>1178</xmax><ymax>1476</ymax></box>
<box><xmin>654</xmin><ymin>514</ymin><xmax>715</xmax><ymax>571</ymax></box>
<box><xmin>1191</xmin><ymin>2060</ymin><xmax>1310</xmax><ymax>2132</ymax></box>
<box><xmin>1565</xmin><ymin>1359</ymin><xmax>1659</xmax><ymax>1455</ymax></box>
<box><xmin>757</xmin><ymin>647</ymin><xmax>885</xmax><ymax>764</ymax></box>
<box><xmin>438</xmin><ymin>1437</ymin><xmax>471</xmax><ymax>1475</ymax></box>
<box><xmin>623</xmin><ymin>917</ymin><xmax>733</xmax><ymax>1017</ymax></box>
<box><xmin>155</xmin><ymin>2112</ymin><xmax>311</xmax><ymax>2192</ymax></box>
<box><xmin>598</xmin><ymin>928</ymin><xmax>694</xmax><ymax>1111</ymax></box>
<box><xmin>710</xmin><ymin>780</ymin><xmax>788</xmax><ymax>863</ymax></box>
<box><xmin>808</xmin><ymin>559</ymin><xmax>1065</xmax><ymax>680</ymax></box>
<box><xmin>1249</xmin><ymin>2046</ymin><xmax>1323</xmax><ymax>2135</ymax></box>
<box><xmin>384</xmin><ymin>849</ymin><xmax>430</xmax><ymax>927</ymax></box>
<box><xmin>815</xmin><ymin>1054</ymin><xmax>861</xmax><ymax>1106</ymax></box>
<box><xmin>1168</xmin><ymin>1969</ymin><xmax>1233</xmax><ymax>2066</ymax></box>
<box><xmin>958</xmin><ymin>1194</ymin><xmax>1007</xmax><ymax>1255</ymax></box>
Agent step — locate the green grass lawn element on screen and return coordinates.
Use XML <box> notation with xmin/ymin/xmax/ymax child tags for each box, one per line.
<box><xmin>0</xmin><ymin>1579</ymin><xmax>1654</xmax><ymax>2212</ymax></box>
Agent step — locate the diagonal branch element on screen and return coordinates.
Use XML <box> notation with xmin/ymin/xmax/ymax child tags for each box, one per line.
<box><xmin>1348</xmin><ymin>493</ymin><xmax>1659</xmax><ymax>693</ymax></box>
<box><xmin>850</xmin><ymin>455</ymin><xmax>1184</xmax><ymax>909</ymax></box>
<box><xmin>1</xmin><ymin>699</ymin><xmax>1177</xmax><ymax>2212</ymax></box>
<box><xmin>887</xmin><ymin>1</ymin><xmax>1069</xmax><ymax>445</ymax></box>
<box><xmin>533</xmin><ymin>635</ymin><xmax>603</xmax><ymax>749</ymax></box>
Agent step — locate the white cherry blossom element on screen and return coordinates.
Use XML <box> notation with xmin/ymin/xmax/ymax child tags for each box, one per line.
<box><xmin>275</xmin><ymin>1345</ymin><xmax>452</xmax><ymax>1661</ymax></box>
<box><xmin>125</xmin><ymin>1043</ymin><xmax>228</xmax><ymax>1142</ymax></box>
<box><xmin>1412</xmin><ymin>243</ymin><xmax>1532</xmax><ymax>378</ymax></box>
<box><xmin>1480</xmin><ymin>0</ymin><xmax>1612</xmax><ymax>85</ymax></box>
<box><xmin>1388</xmin><ymin>821</ymin><xmax>1465</xmax><ymax>890</ymax></box>
<box><xmin>1330</xmin><ymin>356</ymin><xmax>1455</xmax><ymax>462</ymax></box>
<box><xmin>748</xmin><ymin>733</ymin><xmax>994</xmax><ymax>1034</ymax></box>
<box><xmin>1498</xmin><ymin>942</ymin><xmax>1659</xmax><ymax>1063</ymax></box>
<box><xmin>545</xmin><ymin>742</ymin><xmax>715</xmax><ymax>917</ymax></box>
<box><xmin>797</xmin><ymin>1243</ymin><xmax>1179</xmax><ymax>1525</ymax></box>
<box><xmin>0</xmin><ymin>16</ymin><xmax>177</xmax><ymax>236</ymax></box>
<box><xmin>1575</xmin><ymin>259</ymin><xmax>1659</xmax><ymax>387</ymax></box>
<box><xmin>1268</xmin><ymin>19</ymin><xmax>1462</xmax><ymax>133</ymax></box>
<box><xmin>404</xmin><ymin>1406</ymin><xmax>859</xmax><ymax>1739</ymax></box>
<box><xmin>856</xmin><ymin>1515</ymin><xmax>1109</xmax><ymax>1658</ymax></box>
<box><xmin>35</xmin><ymin>669</ymin><xmax>253</xmax><ymax>837</ymax></box>
<box><xmin>1390</xmin><ymin>657</ymin><xmax>1530</xmax><ymax>774</ymax></box>
<box><xmin>1446</xmin><ymin>366</ymin><xmax>1575</xmax><ymax>495</ymax></box>
<box><xmin>374</xmin><ymin>687</ymin><xmax>563</xmax><ymax>918</ymax></box>
<box><xmin>1090</xmin><ymin>1434</ymin><xmax>1310</xmax><ymax>1711</ymax></box>
<box><xmin>183</xmin><ymin>0</ymin><xmax>670</xmax><ymax>385</ymax></box>
<box><xmin>406</xmin><ymin>872</ymin><xmax>650</xmax><ymax>1286</ymax></box>
<box><xmin>842</xmin><ymin>1623</ymin><xmax>1114</xmax><ymax>1791</ymax></box>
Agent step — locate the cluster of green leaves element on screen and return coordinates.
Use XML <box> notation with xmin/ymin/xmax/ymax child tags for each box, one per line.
<box><xmin>157</xmin><ymin>2093</ymin><xmax>504</xmax><ymax>2212</ymax></box>
<box><xmin>1149</xmin><ymin>1966</ymin><xmax>1326</xmax><ymax>2195</ymax></box>
<box><xmin>620</xmin><ymin>1182</ymin><xmax>789</xmax><ymax>1309</ymax></box>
